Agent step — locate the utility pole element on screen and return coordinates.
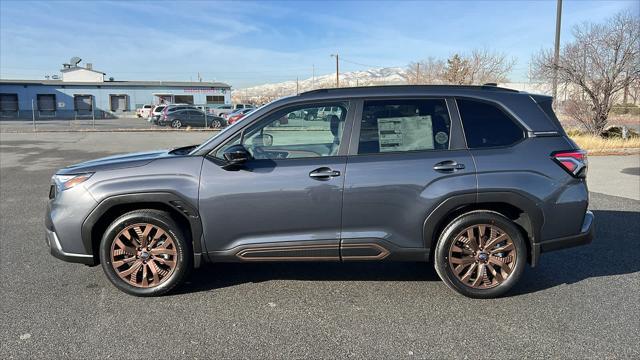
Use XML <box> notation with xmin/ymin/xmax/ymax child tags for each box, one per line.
<box><xmin>296</xmin><ymin>76</ymin><xmax>299</xmax><ymax>95</ymax></box>
<box><xmin>552</xmin><ymin>0</ymin><xmax>562</xmax><ymax>109</ymax></box>
<box><xmin>416</xmin><ymin>63</ymin><xmax>420</xmax><ymax>84</ymax></box>
<box><xmin>92</xmin><ymin>96</ymin><xmax>95</xmax><ymax>129</ymax></box>
<box><xmin>31</xmin><ymin>99</ymin><xmax>36</xmax><ymax>132</ymax></box>
<box><xmin>331</xmin><ymin>53</ymin><xmax>339</xmax><ymax>87</ymax></box>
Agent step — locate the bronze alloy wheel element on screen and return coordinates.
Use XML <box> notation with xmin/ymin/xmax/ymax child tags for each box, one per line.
<box><xmin>447</xmin><ymin>224</ymin><xmax>517</xmax><ymax>289</ymax></box>
<box><xmin>110</xmin><ymin>223</ymin><xmax>177</xmax><ymax>288</ymax></box>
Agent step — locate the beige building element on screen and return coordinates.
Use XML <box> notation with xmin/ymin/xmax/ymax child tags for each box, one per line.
<box><xmin>60</xmin><ymin>63</ymin><xmax>105</xmax><ymax>82</ymax></box>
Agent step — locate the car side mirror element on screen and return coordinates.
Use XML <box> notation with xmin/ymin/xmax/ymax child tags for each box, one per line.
<box><xmin>222</xmin><ymin>144</ymin><xmax>251</xmax><ymax>165</ymax></box>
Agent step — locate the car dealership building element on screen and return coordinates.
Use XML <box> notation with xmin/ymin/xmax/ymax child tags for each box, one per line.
<box><xmin>0</xmin><ymin>60</ymin><xmax>231</xmax><ymax>119</ymax></box>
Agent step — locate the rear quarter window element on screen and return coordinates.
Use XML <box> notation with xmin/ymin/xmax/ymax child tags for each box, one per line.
<box><xmin>457</xmin><ymin>99</ymin><xmax>524</xmax><ymax>148</ymax></box>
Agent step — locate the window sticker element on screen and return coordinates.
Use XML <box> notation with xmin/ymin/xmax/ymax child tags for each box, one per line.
<box><xmin>377</xmin><ymin>116</ymin><xmax>434</xmax><ymax>152</ymax></box>
<box><xmin>435</xmin><ymin>131</ymin><xmax>449</xmax><ymax>145</ymax></box>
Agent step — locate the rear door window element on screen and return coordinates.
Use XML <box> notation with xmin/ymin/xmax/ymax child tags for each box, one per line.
<box><xmin>457</xmin><ymin>99</ymin><xmax>524</xmax><ymax>148</ymax></box>
<box><xmin>357</xmin><ymin>99</ymin><xmax>451</xmax><ymax>154</ymax></box>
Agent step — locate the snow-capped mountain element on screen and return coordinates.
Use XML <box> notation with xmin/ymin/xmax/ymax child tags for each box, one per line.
<box><xmin>233</xmin><ymin>67</ymin><xmax>408</xmax><ymax>103</ymax></box>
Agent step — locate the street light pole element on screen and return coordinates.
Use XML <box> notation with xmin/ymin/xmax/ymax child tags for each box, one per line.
<box><xmin>331</xmin><ymin>53</ymin><xmax>339</xmax><ymax>88</ymax></box>
<box><xmin>552</xmin><ymin>0</ymin><xmax>562</xmax><ymax>108</ymax></box>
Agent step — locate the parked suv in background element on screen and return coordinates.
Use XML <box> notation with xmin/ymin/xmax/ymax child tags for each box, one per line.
<box><xmin>211</xmin><ymin>104</ymin><xmax>234</xmax><ymax>117</ymax></box>
<box><xmin>234</xmin><ymin>103</ymin><xmax>254</xmax><ymax>110</ymax></box>
<box><xmin>45</xmin><ymin>85</ymin><xmax>593</xmax><ymax>298</ymax></box>
<box><xmin>148</xmin><ymin>104</ymin><xmax>167</xmax><ymax>124</ymax></box>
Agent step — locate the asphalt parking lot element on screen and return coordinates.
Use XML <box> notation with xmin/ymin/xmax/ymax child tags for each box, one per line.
<box><xmin>1</xmin><ymin>132</ymin><xmax>639</xmax><ymax>359</ymax></box>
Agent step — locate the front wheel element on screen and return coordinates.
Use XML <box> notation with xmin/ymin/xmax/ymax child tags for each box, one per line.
<box><xmin>434</xmin><ymin>211</ymin><xmax>526</xmax><ymax>298</ymax></box>
<box><xmin>99</xmin><ymin>210</ymin><xmax>191</xmax><ymax>296</ymax></box>
<box><xmin>171</xmin><ymin>119</ymin><xmax>182</xmax><ymax>128</ymax></box>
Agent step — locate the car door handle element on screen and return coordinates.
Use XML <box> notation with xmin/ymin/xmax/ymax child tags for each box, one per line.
<box><xmin>309</xmin><ymin>167</ymin><xmax>341</xmax><ymax>179</ymax></box>
<box><xmin>433</xmin><ymin>161</ymin><xmax>465</xmax><ymax>172</ymax></box>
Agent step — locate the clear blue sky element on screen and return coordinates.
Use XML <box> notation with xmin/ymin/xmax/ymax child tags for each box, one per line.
<box><xmin>1</xmin><ymin>0</ymin><xmax>637</xmax><ymax>88</ymax></box>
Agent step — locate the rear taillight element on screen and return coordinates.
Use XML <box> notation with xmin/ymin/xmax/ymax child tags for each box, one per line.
<box><xmin>552</xmin><ymin>150</ymin><xmax>588</xmax><ymax>177</ymax></box>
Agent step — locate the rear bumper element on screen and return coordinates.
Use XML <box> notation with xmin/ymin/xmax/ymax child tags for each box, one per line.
<box><xmin>46</xmin><ymin>227</ymin><xmax>96</xmax><ymax>265</ymax></box>
<box><xmin>531</xmin><ymin>210</ymin><xmax>594</xmax><ymax>266</ymax></box>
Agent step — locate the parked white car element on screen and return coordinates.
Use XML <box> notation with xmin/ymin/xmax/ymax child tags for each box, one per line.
<box><xmin>316</xmin><ymin>106</ymin><xmax>342</xmax><ymax>120</ymax></box>
<box><xmin>136</xmin><ymin>104</ymin><xmax>154</xmax><ymax>118</ymax></box>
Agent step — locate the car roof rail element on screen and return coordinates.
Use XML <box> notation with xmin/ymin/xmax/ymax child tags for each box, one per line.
<box><xmin>299</xmin><ymin>84</ymin><xmax>519</xmax><ymax>96</ymax></box>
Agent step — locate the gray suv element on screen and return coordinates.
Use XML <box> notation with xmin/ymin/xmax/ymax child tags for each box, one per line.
<box><xmin>45</xmin><ymin>85</ymin><xmax>593</xmax><ymax>298</ymax></box>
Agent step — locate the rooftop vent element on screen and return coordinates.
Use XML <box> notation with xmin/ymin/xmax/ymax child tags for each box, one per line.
<box><xmin>86</xmin><ymin>63</ymin><xmax>93</xmax><ymax>70</ymax></box>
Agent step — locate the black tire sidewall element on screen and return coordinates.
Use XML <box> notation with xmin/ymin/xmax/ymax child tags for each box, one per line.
<box><xmin>99</xmin><ymin>210</ymin><xmax>191</xmax><ymax>296</ymax></box>
<box><xmin>434</xmin><ymin>211</ymin><xmax>527</xmax><ymax>299</ymax></box>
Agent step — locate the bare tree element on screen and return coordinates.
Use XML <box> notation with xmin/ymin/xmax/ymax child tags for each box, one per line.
<box><xmin>532</xmin><ymin>11</ymin><xmax>640</xmax><ymax>135</ymax></box>
<box><xmin>442</xmin><ymin>51</ymin><xmax>515</xmax><ymax>85</ymax></box>
<box><xmin>403</xmin><ymin>57</ymin><xmax>446</xmax><ymax>84</ymax></box>
<box><xmin>466</xmin><ymin>49</ymin><xmax>516</xmax><ymax>84</ymax></box>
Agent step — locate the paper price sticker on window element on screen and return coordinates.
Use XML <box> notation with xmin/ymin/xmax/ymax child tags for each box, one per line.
<box><xmin>377</xmin><ymin>115</ymin><xmax>434</xmax><ymax>152</ymax></box>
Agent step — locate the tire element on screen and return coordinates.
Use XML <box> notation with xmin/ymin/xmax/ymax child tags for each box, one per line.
<box><xmin>171</xmin><ymin>119</ymin><xmax>182</xmax><ymax>128</ymax></box>
<box><xmin>434</xmin><ymin>211</ymin><xmax>526</xmax><ymax>299</ymax></box>
<box><xmin>99</xmin><ymin>210</ymin><xmax>191</xmax><ymax>296</ymax></box>
<box><xmin>210</xmin><ymin>118</ymin><xmax>223</xmax><ymax>129</ymax></box>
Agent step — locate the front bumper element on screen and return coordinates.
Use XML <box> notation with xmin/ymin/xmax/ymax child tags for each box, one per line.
<box><xmin>45</xmin><ymin>184</ymin><xmax>98</xmax><ymax>266</ymax></box>
<box><xmin>531</xmin><ymin>210</ymin><xmax>594</xmax><ymax>266</ymax></box>
<box><xmin>46</xmin><ymin>227</ymin><xmax>95</xmax><ymax>265</ymax></box>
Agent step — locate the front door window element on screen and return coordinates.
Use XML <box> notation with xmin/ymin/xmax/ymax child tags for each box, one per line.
<box><xmin>236</xmin><ymin>103</ymin><xmax>348</xmax><ymax>160</ymax></box>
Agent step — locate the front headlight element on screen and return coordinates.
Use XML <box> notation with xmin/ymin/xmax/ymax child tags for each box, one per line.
<box><xmin>53</xmin><ymin>173</ymin><xmax>93</xmax><ymax>191</ymax></box>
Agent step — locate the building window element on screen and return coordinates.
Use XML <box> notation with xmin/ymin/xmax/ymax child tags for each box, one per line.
<box><xmin>110</xmin><ymin>94</ymin><xmax>128</xmax><ymax>112</ymax></box>
<box><xmin>206</xmin><ymin>95</ymin><xmax>224</xmax><ymax>104</ymax></box>
<box><xmin>37</xmin><ymin>94</ymin><xmax>56</xmax><ymax>116</ymax></box>
<box><xmin>0</xmin><ymin>93</ymin><xmax>19</xmax><ymax>115</ymax></box>
<box><xmin>174</xmin><ymin>95</ymin><xmax>194</xmax><ymax>104</ymax></box>
<box><xmin>74</xmin><ymin>95</ymin><xmax>93</xmax><ymax>114</ymax></box>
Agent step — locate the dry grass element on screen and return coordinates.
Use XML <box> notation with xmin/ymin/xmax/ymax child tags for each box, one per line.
<box><xmin>570</xmin><ymin>134</ymin><xmax>640</xmax><ymax>153</ymax></box>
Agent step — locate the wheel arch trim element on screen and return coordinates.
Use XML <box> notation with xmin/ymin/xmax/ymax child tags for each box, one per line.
<box><xmin>81</xmin><ymin>191</ymin><xmax>203</xmax><ymax>265</ymax></box>
<box><xmin>423</xmin><ymin>191</ymin><xmax>543</xmax><ymax>265</ymax></box>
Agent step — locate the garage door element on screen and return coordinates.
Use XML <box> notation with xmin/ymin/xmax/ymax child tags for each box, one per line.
<box><xmin>0</xmin><ymin>93</ymin><xmax>18</xmax><ymax>114</ymax></box>
<box><xmin>37</xmin><ymin>94</ymin><xmax>56</xmax><ymax>116</ymax></box>
<box><xmin>110</xmin><ymin>95</ymin><xmax>128</xmax><ymax>112</ymax></box>
<box><xmin>74</xmin><ymin>95</ymin><xmax>93</xmax><ymax>113</ymax></box>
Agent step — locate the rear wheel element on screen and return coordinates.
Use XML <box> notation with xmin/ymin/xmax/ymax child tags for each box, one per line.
<box><xmin>434</xmin><ymin>211</ymin><xmax>526</xmax><ymax>298</ymax></box>
<box><xmin>210</xmin><ymin>118</ymin><xmax>223</xmax><ymax>129</ymax></box>
<box><xmin>171</xmin><ymin>119</ymin><xmax>182</xmax><ymax>128</ymax></box>
<box><xmin>99</xmin><ymin>210</ymin><xmax>191</xmax><ymax>296</ymax></box>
